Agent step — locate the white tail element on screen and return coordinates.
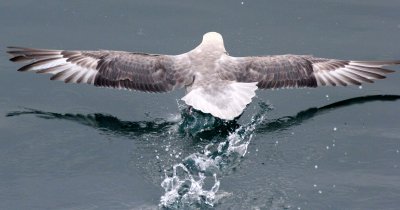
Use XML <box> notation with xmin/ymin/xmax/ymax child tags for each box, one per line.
<box><xmin>182</xmin><ymin>82</ymin><xmax>258</xmax><ymax>120</ymax></box>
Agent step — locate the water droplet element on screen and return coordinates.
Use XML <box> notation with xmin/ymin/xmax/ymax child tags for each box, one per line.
<box><xmin>332</xmin><ymin>143</ymin><xmax>336</xmax><ymax>147</ymax></box>
<box><xmin>314</xmin><ymin>165</ymin><xmax>318</xmax><ymax>169</ymax></box>
<box><xmin>325</xmin><ymin>94</ymin><xmax>329</xmax><ymax>98</ymax></box>
<box><xmin>318</xmin><ymin>190</ymin><xmax>322</xmax><ymax>194</ymax></box>
<box><xmin>359</xmin><ymin>85</ymin><xmax>363</xmax><ymax>89</ymax></box>
<box><xmin>313</xmin><ymin>184</ymin><xmax>317</xmax><ymax>187</ymax></box>
<box><xmin>241</xmin><ymin>1</ymin><xmax>244</xmax><ymax>5</ymax></box>
<box><xmin>333</xmin><ymin>127</ymin><xmax>337</xmax><ymax>131</ymax></box>
<box><xmin>326</xmin><ymin>146</ymin><xmax>330</xmax><ymax>150</ymax></box>
<box><xmin>275</xmin><ymin>141</ymin><xmax>279</xmax><ymax>144</ymax></box>
<box><xmin>297</xmin><ymin>207</ymin><xmax>301</xmax><ymax>210</ymax></box>
<box><xmin>396</xmin><ymin>149</ymin><xmax>399</xmax><ymax>154</ymax></box>
<box><xmin>332</xmin><ymin>184</ymin><xmax>336</xmax><ymax>188</ymax></box>
<box><xmin>137</xmin><ymin>28</ymin><xmax>145</xmax><ymax>36</ymax></box>
<box><xmin>156</xmin><ymin>155</ymin><xmax>159</xmax><ymax>159</ymax></box>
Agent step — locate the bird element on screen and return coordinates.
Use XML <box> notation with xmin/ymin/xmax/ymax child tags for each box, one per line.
<box><xmin>7</xmin><ymin>32</ymin><xmax>399</xmax><ymax>120</ymax></box>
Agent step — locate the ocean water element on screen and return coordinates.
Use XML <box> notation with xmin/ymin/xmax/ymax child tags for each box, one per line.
<box><xmin>1</xmin><ymin>1</ymin><xmax>400</xmax><ymax>209</ymax></box>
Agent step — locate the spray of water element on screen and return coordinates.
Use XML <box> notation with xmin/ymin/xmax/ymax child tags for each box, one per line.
<box><xmin>159</xmin><ymin>102</ymin><xmax>271</xmax><ymax>209</ymax></box>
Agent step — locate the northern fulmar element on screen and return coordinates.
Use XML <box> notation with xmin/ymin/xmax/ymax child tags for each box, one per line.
<box><xmin>7</xmin><ymin>32</ymin><xmax>399</xmax><ymax>120</ymax></box>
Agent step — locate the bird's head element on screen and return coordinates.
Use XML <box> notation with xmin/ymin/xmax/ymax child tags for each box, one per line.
<box><xmin>202</xmin><ymin>32</ymin><xmax>223</xmax><ymax>43</ymax></box>
<box><xmin>199</xmin><ymin>32</ymin><xmax>226</xmax><ymax>52</ymax></box>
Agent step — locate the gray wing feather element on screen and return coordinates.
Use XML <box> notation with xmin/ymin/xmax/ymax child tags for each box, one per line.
<box><xmin>94</xmin><ymin>52</ymin><xmax>193</xmax><ymax>92</ymax></box>
<box><xmin>7</xmin><ymin>47</ymin><xmax>193</xmax><ymax>93</ymax></box>
<box><xmin>218</xmin><ymin>55</ymin><xmax>398</xmax><ymax>89</ymax></box>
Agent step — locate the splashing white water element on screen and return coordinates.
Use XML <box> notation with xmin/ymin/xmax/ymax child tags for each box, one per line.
<box><xmin>160</xmin><ymin>163</ymin><xmax>220</xmax><ymax>208</ymax></box>
<box><xmin>159</xmin><ymin>102</ymin><xmax>269</xmax><ymax>209</ymax></box>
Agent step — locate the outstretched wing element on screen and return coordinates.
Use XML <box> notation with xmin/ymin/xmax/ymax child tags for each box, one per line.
<box><xmin>7</xmin><ymin>47</ymin><xmax>193</xmax><ymax>92</ymax></box>
<box><xmin>218</xmin><ymin>54</ymin><xmax>398</xmax><ymax>89</ymax></box>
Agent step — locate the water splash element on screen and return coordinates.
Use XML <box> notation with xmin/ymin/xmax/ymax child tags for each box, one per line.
<box><xmin>159</xmin><ymin>102</ymin><xmax>271</xmax><ymax>209</ymax></box>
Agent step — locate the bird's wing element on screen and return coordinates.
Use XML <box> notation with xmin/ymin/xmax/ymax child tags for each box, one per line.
<box><xmin>7</xmin><ymin>47</ymin><xmax>194</xmax><ymax>92</ymax></box>
<box><xmin>217</xmin><ymin>54</ymin><xmax>398</xmax><ymax>89</ymax></box>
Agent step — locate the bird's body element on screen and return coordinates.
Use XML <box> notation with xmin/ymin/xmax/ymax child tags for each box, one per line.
<box><xmin>7</xmin><ymin>32</ymin><xmax>399</xmax><ymax>120</ymax></box>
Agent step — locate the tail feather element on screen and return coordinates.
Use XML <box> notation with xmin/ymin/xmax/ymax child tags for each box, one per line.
<box><xmin>182</xmin><ymin>82</ymin><xmax>258</xmax><ymax>120</ymax></box>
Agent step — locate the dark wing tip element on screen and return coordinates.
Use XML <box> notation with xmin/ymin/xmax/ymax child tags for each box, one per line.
<box><xmin>6</xmin><ymin>47</ymin><xmax>22</xmax><ymax>56</ymax></box>
<box><xmin>17</xmin><ymin>65</ymin><xmax>32</xmax><ymax>72</ymax></box>
<box><xmin>365</xmin><ymin>60</ymin><xmax>400</xmax><ymax>66</ymax></box>
<box><xmin>6</xmin><ymin>46</ymin><xmax>33</xmax><ymax>52</ymax></box>
<box><xmin>7</xmin><ymin>47</ymin><xmax>30</xmax><ymax>61</ymax></box>
<box><xmin>10</xmin><ymin>56</ymin><xmax>29</xmax><ymax>63</ymax></box>
<box><xmin>7</xmin><ymin>47</ymin><xmax>27</xmax><ymax>63</ymax></box>
<box><xmin>384</xmin><ymin>69</ymin><xmax>396</xmax><ymax>73</ymax></box>
<box><xmin>7</xmin><ymin>46</ymin><xmax>60</xmax><ymax>53</ymax></box>
<box><xmin>7</xmin><ymin>46</ymin><xmax>24</xmax><ymax>49</ymax></box>
<box><xmin>353</xmin><ymin>60</ymin><xmax>400</xmax><ymax>66</ymax></box>
<box><xmin>352</xmin><ymin>60</ymin><xmax>398</xmax><ymax>74</ymax></box>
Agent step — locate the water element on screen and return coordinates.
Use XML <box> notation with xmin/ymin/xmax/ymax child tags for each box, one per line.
<box><xmin>1</xmin><ymin>1</ymin><xmax>400</xmax><ymax>209</ymax></box>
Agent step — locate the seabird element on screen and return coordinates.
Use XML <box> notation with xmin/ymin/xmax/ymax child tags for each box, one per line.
<box><xmin>7</xmin><ymin>32</ymin><xmax>399</xmax><ymax>120</ymax></box>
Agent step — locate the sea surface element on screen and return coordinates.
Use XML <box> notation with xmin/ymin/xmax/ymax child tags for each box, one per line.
<box><xmin>1</xmin><ymin>1</ymin><xmax>400</xmax><ymax>209</ymax></box>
